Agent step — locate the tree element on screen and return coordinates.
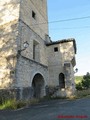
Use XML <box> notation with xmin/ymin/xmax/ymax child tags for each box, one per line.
<box><xmin>81</xmin><ymin>72</ymin><xmax>90</xmax><ymax>89</ymax></box>
<box><xmin>76</xmin><ymin>83</ymin><xmax>83</xmax><ymax>90</ymax></box>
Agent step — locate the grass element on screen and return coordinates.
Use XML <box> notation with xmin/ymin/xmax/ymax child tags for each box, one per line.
<box><xmin>75</xmin><ymin>76</ymin><xmax>83</xmax><ymax>84</ymax></box>
<box><xmin>75</xmin><ymin>89</ymin><xmax>90</xmax><ymax>98</ymax></box>
<box><xmin>0</xmin><ymin>77</ymin><xmax>90</xmax><ymax>110</ymax></box>
<box><xmin>0</xmin><ymin>99</ymin><xmax>25</xmax><ymax>110</ymax></box>
<box><xmin>0</xmin><ymin>90</ymin><xmax>90</xmax><ymax>110</ymax></box>
<box><xmin>75</xmin><ymin>75</ymin><xmax>90</xmax><ymax>98</ymax></box>
<box><xmin>0</xmin><ymin>98</ymin><xmax>39</xmax><ymax>110</ymax></box>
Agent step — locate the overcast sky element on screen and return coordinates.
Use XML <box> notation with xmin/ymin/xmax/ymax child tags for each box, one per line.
<box><xmin>47</xmin><ymin>0</ymin><xmax>90</xmax><ymax>76</ymax></box>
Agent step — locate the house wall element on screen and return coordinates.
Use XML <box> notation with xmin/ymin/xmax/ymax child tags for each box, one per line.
<box><xmin>20</xmin><ymin>0</ymin><xmax>48</xmax><ymax>40</ymax></box>
<box><xmin>60</xmin><ymin>41</ymin><xmax>75</xmax><ymax>62</ymax></box>
<box><xmin>0</xmin><ymin>0</ymin><xmax>20</xmax><ymax>88</ymax></box>
<box><xmin>47</xmin><ymin>44</ymin><xmax>64</xmax><ymax>86</ymax></box>
<box><xmin>16</xmin><ymin>56</ymin><xmax>48</xmax><ymax>88</ymax></box>
<box><xmin>0</xmin><ymin>0</ymin><xmax>49</xmax><ymax>99</ymax></box>
<box><xmin>18</xmin><ymin>20</ymin><xmax>48</xmax><ymax>66</ymax></box>
<box><xmin>15</xmin><ymin>55</ymin><xmax>49</xmax><ymax>99</ymax></box>
<box><xmin>0</xmin><ymin>0</ymin><xmax>76</xmax><ymax>99</ymax></box>
<box><xmin>47</xmin><ymin>41</ymin><xmax>75</xmax><ymax>88</ymax></box>
<box><xmin>14</xmin><ymin>0</ymin><xmax>49</xmax><ymax>98</ymax></box>
<box><xmin>0</xmin><ymin>0</ymin><xmax>20</xmax><ymax>26</ymax></box>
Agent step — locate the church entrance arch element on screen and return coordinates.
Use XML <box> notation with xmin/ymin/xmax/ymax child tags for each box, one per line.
<box><xmin>32</xmin><ymin>73</ymin><xmax>45</xmax><ymax>98</ymax></box>
<box><xmin>59</xmin><ymin>73</ymin><xmax>65</xmax><ymax>89</ymax></box>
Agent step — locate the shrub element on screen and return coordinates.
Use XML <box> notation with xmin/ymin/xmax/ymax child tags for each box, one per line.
<box><xmin>76</xmin><ymin>83</ymin><xmax>83</xmax><ymax>90</ymax></box>
<box><xmin>0</xmin><ymin>99</ymin><xmax>17</xmax><ymax>110</ymax></box>
<box><xmin>76</xmin><ymin>72</ymin><xmax>90</xmax><ymax>90</ymax></box>
<box><xmin>0</xmin><ymin>98</ymin><xmax>39</xmax><ymax>110</ymax></box>
<box><xmin>81</xmin><ymin>72</ymin><xmax>90</xmax><ymax>89</ymax></box>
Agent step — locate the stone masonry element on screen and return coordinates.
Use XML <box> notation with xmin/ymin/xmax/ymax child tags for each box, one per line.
<box><xmin>0</xmin><ymin>0</ymin><xmax>77</xmax><ymax>100</ymax></box>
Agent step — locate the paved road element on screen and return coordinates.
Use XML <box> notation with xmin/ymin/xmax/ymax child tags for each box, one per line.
<box><xmin>0</xmin><ymin>97</ymin><xmax>90</xmax><ymax>120</ymax></box>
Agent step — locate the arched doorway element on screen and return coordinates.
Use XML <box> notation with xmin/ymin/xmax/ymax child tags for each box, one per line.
<box><xmin>59</xmin><ymin>73</ymin><xmax>65</xmax><ymax>89</ymax></box>
<box><xmin>32</xmin><ymin>73</ymin><xmax>45</xmax><ymax>98</ymax></box>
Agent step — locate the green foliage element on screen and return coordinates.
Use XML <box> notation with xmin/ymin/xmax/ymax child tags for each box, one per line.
<box><xmin>82</xmin><ymin>72</ymin><xmax>90</xmax><ymax>89</ymax></box>
<box><xmin>76</xmin><ymin>72</ymin><xmax>90</xmax><ymax>90</ymax></box>
<box><xmin>75</xmin><ymin>76</ymin><xmax>83</xmax><ymax>84</ymax></box>
<box><xmin>0</xmin><ymin>99</ymin><xmax>17</xmax><ymax>110</ymax></box>
<box><xmin>0</xmin><ymin>99</ymin><xmax>27</xmax><ymax>110</ymax></box>
<box><xmin>76</xmin><ymin>89</ymin><xmax>90</xmax><ymax>98</ymax></box>
<box><xmin>0</xmin><ymin>98</ymin><xmax>39</xmax><ymax>110</ymax></box>
<box><xmin>76</xmin><ymin>83</ymin><xmax>83</xmax><ymax>90</ymax></box>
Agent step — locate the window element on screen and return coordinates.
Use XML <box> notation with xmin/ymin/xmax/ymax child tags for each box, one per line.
<box><xmin>33</xmin><ymin>44</ymin><xmax>36</xmax><ymax>60</ymax></box>
<box><xmin>32</xmin><ymin>11</ymin><xmax>36</xmax><ymax>19</ymax></box>
<box><xmin>33</xmin><ymin>41</ymin><xmax>40</xmax><ymax>62</ymax></box>
<box><xmin>54</xmin><ymin>47</ymin><xmax>58</xmax><ymax>52</ymax></box>
<box><xmin>59</xmin><ymin>73</ymin><xmax>65</xmax><ymax>88</ymax></box>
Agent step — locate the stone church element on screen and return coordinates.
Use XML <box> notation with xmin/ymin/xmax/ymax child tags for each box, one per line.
<box><xmin>0</xmin><ymin>0</ymin><xmax>76</xmax><ymax>99</ymax></box>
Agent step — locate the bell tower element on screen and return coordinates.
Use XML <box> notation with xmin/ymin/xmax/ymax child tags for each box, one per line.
<box><xmin>20</xmin><ymin>0</ymin><xmax>48</xmax><ymax>39</ymax></box>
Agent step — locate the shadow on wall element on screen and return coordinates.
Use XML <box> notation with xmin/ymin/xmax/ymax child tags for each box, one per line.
<box><xmin>61</xmin><ymin>41</ymin><xmax>76</xmax><ymax>63</ymax></box>
<box><xmin>0</xmin><ymin>20</ymin><xmax>18</xmax><ymax>88</ymax></box>
<box><xmin>0</xmin><ymin>0</ymin><xmax>19</xmax><ymax>25</ymax></box>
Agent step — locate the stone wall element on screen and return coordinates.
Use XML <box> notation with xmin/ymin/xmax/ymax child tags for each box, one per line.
<box><xmin>47</xmin><ymin>41</ymin><xmax>76</xmax><ymax>93</ymax></box>
<box><xmin>0</xmin><ymin>0</ymin><xmax>20</xmax><ymax>26</ymax></box>
<box><xmin>0</xmin><ymin>20</ymin><xmax>18</xmax><ymax>88</ymax></box>
<box><xmin>0</xmin><ymin>0</ymin><xmax>76</xmax><ymax>99</ymax></box>
<box><xmin>60</xmin><ymin>41</ymin><xmax>75</xmax><ymax>62</ymax></box>
<box><xmin>16</xmin><ymin>55</ymin><xmax>48</xmax><ymax>88</ymax></box>
<box><xmin>18</xmin><ymin>20</ymin><xmax>48</xmax><ymax>66</ymax></box>
<box><xmin>0</xmin><ymin>88</ymin><xmax>20</xmax><ymax>101</ymax></box>
<box><xmin>47</xmin><ymin>44</ymin><xmax>64</xmax><ymax>86</ymax></box>
<box><xmin>0</xmin><ymin>0</ymin><xmax>20</xmax><ymax>88</ymax></box>
<box><xmin>20</xmin><ymin>0</ymin><xmax>48</xmax><ymax>40</ymax></box>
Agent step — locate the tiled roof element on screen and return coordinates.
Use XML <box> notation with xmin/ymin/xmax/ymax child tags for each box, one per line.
<box><xmin>46</xmin><ymin>38</ymin><xmax>77</xmax><ymax>54</ymax></box>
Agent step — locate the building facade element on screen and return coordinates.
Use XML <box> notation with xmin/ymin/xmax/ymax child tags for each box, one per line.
<box><xmin>0</xmin><ymin>0</ymin><xmax>76</xmax><ymax>99</ymax></box>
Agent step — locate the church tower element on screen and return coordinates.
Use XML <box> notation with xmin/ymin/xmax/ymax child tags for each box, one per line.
<box><xmin>20</xmin><ymin>0</ymin><xmax>48</xmax><ymax>39</ymax></box>
<box><xmin>0</xmin><ymin>0</ymin><xmax>77</xmax><ymax>100</ymax></box>
<box><xmin>0</xmin><ymin>0</ymin><xmax>49</xmax><ymax>99</ymax></box>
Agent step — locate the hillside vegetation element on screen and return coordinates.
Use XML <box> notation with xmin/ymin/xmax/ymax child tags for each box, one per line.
<box><xmin>75</xmin><ymin>76</ymin><xmax>83</xmax><ymax>84</ymax></box>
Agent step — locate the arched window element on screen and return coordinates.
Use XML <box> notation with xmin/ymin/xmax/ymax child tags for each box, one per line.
<box><xmin>59</xmin><ymin>73</ymin><xmax>65</xmax><ymax>88</ymax></box>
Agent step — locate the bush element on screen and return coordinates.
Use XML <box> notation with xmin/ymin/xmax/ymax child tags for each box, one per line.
<box><xmin>82</xmin><ymin>72</ymin><xmax>90</xmax><ymax>89</ymax></box>
<box><xmin>0</xmin><ymin>98</ymin><xmax>39</xmax><ymax>110</ymax></box>
<box><xmin>0</xmin><ymin>99</ymin><xmax>17</xmax><ymax>110</ymax></box>
<box><xmin>76</xmin><ymin>89</ymin><xmax>90</xmax><ymax>98</ymax></box>
<box><xmin>76</xmin><ymin>72</ymin><xmax>90</xmax><ymax>90</ymax></box>
<box><xmin>76</xmin><ymin>83</ymin><xmax>83</xmax><ymax>90</ymax></box>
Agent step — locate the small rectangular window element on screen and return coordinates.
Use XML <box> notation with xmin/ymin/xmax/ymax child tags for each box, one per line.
<box><xmin>32</xmin><ymin>11</ymin><xmax>36</xmax><ymax>19</ymax></box>
<box><xmin>33</xmin><ymin>40</ymin><xmax>40</xmax><ymax>62</ymax></box>
<box><xmin>54</xmin><ymin>47</ymin><xmax>58</xmax><ymax>52</ymax></box>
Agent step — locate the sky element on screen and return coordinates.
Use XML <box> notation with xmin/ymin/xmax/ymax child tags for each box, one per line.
<box><xmin>47</xmin><ymin>0</ymin><xmax>90</xmax><ymax>76</ymax></box>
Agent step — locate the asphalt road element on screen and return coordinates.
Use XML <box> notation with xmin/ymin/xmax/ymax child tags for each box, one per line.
<box><xmin>0</xmin><ymin>97</ymin><xmax>90</xmax><ymax>120</ymax></box>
